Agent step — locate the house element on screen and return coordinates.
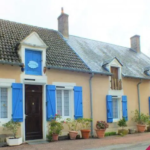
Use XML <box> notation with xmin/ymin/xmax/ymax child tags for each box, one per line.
<box><xmin>0</xmin><ymin>8</ymin><xmax>150</xmax><ymax>141</ymax></box>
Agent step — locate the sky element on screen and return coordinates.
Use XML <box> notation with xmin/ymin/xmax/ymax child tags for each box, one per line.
<box><xmin>1</xmin><ymin>0</ymin><xmax>150</xmax><ymax>56</ymax></box>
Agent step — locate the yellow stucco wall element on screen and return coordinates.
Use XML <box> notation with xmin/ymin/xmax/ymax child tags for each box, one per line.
<box><xmin>91</xmin><ymin>77</ymin><xmax>150</xmax><ymax>134</ymax></box>
<box><xmin>0</xmin><ymin>64</ymin><xmax>20</xmax><ymax>82</ymax></box>
<box><xmin>46</xmin><ymin>69</ymin><xmax>91</xmax><ymax>119</ymax></box>
<box><xmin>0</xmin><ymin>64</ymin><xmax>21</xmax><ymax>137</ymax></box>
<box><xmin>123</xmin><ymin>78</ymin><xmax>150</xmax><ymax>128</ymax></box>
<box><xmin>0</xmin><ymin>65</ymin><xmax>150</xmax><ymax>137</ymax></box>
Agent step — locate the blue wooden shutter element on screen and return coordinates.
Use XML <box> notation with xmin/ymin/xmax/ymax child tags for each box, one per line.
<box><xmin>148</xmin><ymin>97</ymin><xmax>150</xmax><ymax>117</ymax></box>
<box><xmin>106</xmin><ymin>95</ymin><xmax>113</xmax><ymax>123</ymax></box>
<box><xmin>12</xmin><ymin>83</ymin><xmax>23</xmax><ymax>122</ymax></box>
<box><xmin>122</xmin><ymin>95</ymin><xmax>128</xmax><ymax>121</ymax></box>
<box><xmin>74</xmin><ymin>86</ymin><xmax>83</xmax><ymax>119</ymax></box>
<box><xmin>25</xmin><ymin>49</ymin><xmax>42</xmax><ymax>75</ymax></box>
<box><xmin>46</xmin><ymin>85</ymin><xmax>56</xmax><ymax>121</ymax></box>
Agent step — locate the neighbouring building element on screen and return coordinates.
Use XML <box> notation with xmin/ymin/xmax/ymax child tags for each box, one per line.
<box><xmin>0</xmin><ymin>8</ymin><xmax>150</xmax><ymax>141</ymax></box>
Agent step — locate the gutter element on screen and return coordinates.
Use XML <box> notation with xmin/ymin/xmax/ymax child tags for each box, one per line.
<box><xmin>89</xmin><ymin>73</ymin><xmax>94</xmax><ymax>137</ymax></box>
<box><xmin>137</xmin><ymin>79</ymin><xmax>142</xmax><ymax>116</ymax></box>
<box><xmin>47</xmin><ymin>66</ymin><xmax>112</xmax><ymax>76</ymax></box>
<box><xmin>0</xmin><ymin>61</ymin><xmax>23</xmax><ymax>66</ymax></box>
<box><xmin>122</xmin><ymin>74</ymin><xmax>150</xmax><ymax>80</ymax></box>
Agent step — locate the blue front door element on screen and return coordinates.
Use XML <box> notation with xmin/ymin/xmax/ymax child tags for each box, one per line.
<box><xmin>25</xmin><ymin>49</ymin><xmax>42</xmax><ymax>75</ymax></box>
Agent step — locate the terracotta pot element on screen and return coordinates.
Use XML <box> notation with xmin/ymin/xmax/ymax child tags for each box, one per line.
<box><xmin>69</xmin><ymin>131</ymin><xmax>78</xmax><ymax>140</ymax></box>
<box><xmin>137</xmin><ymin>124</ymin><xmax>146</xmax><ymax>133</ymax></box>
<box><xmin>95</xmin><ymin>129</ymin><xmax>106</xmax><ymax>138</ymax></box>
<box><xmin>81</xmin><ymin>129</ymin><xmax>90</xmax><ymax>139</ymax></box>
<box><xmin>52</xmin><ymin>134</ymin><xmax>59</xmax><ymax>141</ymax></box>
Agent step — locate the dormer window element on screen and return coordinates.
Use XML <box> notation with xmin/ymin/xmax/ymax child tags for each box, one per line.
<box><xmin>18</xmin><ymin>32</ymin><xmax>48</xmax><ymax>78</ymax></box>
<box><xmin>111</xmin><ymin>67</ymin><xmax>122</xmax><ymax>90</ymax></box>
<box><xmin>25</xmin><ymin>49</ymin><xmax>42</xmax><ymax>75</ymax></box>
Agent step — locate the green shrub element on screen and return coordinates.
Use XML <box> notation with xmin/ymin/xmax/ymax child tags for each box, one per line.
<box><xmin>77</xmin><ymin>118</ymin><xmax>92</xmax><ymax>129</ymax></box>
<box><xmin>118</xmin><ymin>118</ymin><xmax>127</xmax><ymax>130</ymax></box>
<box><xmin>3</xmin><ymin>119</ymin><xmax>20</xmax><ymax>138</ymax></box>
<box><xmin>118</xmin><ymin>129</ymin><xmax>128</xmax><ymax>136</ymax></box>
<box><xmin>105</xmin><ymin>132</ymin><xmax>116</xmax><ymax>136</ymax></box>
<box><xmin>132</xmin><ymin>110</ymin><xmax>149</xmax><ymax>125</ymax></box>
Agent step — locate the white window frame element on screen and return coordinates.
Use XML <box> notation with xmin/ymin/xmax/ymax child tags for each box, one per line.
<box><xmin>0</xmin><ymin>79</ymin><xmax>15</xmax><ymax>124</ymax></box>
<box><xmin>0</xmin><ymin>88</ymin><xmax>8</xmax><ymax>119</ymax></box>
<box><xmin>53</xmin><ymin>82</ymin><xmax>75</xmax><ymax>120</ymax></box>
<box><xmin>56</xmin><ymin>90</ymin><xmax>71</xmax><ymax>119</ymax></box>
<box><xmin>112</xmin><ymin>97</ymin><xmax>122</xmax><ymax>122</ymax></box>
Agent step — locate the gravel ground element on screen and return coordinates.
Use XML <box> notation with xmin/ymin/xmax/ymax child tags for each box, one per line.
<box><xmin>1</xmin><ymin>133</ymin><xmax>150</xmax><ymax>150</ymax></box>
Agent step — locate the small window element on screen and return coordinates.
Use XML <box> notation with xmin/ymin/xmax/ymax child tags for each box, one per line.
<box><xmin>56</xmin><ymin>90</ymin><xmax>70</xmax><ymax>118</ymax></box>
<box><xmin>0</xmin><ymin>88</ymin><xmax>8</xmax><ymax>118</ymax></box>
<box><xmin>111</xmin><ymin>67</ymin><xmax>122</xmax><ymax>90</ymax></box>
<box><xmin>112</xmin><ymin>97</ymin><xmax>120</xmax><ymax>120</ymax></box>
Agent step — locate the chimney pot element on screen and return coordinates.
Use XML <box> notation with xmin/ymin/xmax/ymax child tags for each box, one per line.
<box><xmin>130</xmin><ymin>35</ymin><xmax>141</xmax><ymax>52</ymax></box>
<box><xmin>61</xmin><ymin>7</ymin><xmax>64</xmax><ymax>14</ymax></box>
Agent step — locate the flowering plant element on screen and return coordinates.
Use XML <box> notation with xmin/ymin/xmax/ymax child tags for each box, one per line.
<box><xmin>47</xmin><ymin>114</ymin><xmax>64</xmax><ymax>137</ymax></box>
<box><xmin>65</xmin><ymin>118</ymin><xmax>79</xmax><ymax>131</ymax></box>
<box><xmin>96</xmin><ymin>121</ymin><xmax>109</xmax><ymax>130</ymax></box>
<box><xmin>77</xmin><ymin>118</ymin><xmax>92</xmax><ymax>129</ymax></box>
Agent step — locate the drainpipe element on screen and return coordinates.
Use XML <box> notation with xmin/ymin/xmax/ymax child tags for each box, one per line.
<box><xmin>137</xmin><ymin>79</ymin><xmax>142</xmax><ymax>116</ymax></box>
<box><xmin>89</xmin><ymin>73</ymin><xmax>94</xmax><ymax>137</ymax></box>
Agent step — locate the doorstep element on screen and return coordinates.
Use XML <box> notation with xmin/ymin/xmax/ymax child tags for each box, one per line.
<box><xmin>27</xmin><ymin>140</ymin><xmax>49</xmax><ymax>145</ymax></box>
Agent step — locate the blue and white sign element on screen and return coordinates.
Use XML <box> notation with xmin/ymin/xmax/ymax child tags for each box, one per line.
<box><xmin>25</xmin><ymin>49</ymin><xmax>42</xmax><ymax>75</ymax></box>
<box><xmin>28</xmin><ymin>61</ymin><xmax>39</xmax><ymax>69</ymax></box>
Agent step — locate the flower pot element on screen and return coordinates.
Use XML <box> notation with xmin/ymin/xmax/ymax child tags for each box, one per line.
<box><xmin>137</xmin><ymin>124</ymin><xmax>146</xmax><ymax>133</ymax></box>
<box><xmin>69</xmin><ymin>131</ymin><xmax>78</xmax><ymax>140</ymax></box>
<box><xmin>95</xmin><ymin>129</ymin><xmax>106</xmax><ymax>138</ymax></box>
<box><xmin>81</xmin><ymin>129</ymin><xmax>90</xmax><ymax>139</ymax></box>
<box><xmin>6</xmin><ymin>137</ymin><xmax>22</xmax><ymax>146</ymax></box>
<box><xmin>52</xmin><ymin>134</ymin><xmax>59</xmax><ymax>141</ymax></box>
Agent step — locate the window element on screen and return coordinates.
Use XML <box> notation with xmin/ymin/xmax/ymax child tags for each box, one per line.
<box><xmin>111</xmin><ymin>67</ymin><xmax>122</xmax><ymax>90</ymax></box>
<box><xmin>0</xmin><ymin>88</ymin><xmax>8</xmax><ymax>118</ymax></box>
<box><xmin>112</xmin><ymin>97</ymin><xmax>121</xmax><ymax>121</ymax></box>
<box><xmin>56</xmin><ymin>90</ymin><xmax>70</xmax><ymax>118</ymax></box>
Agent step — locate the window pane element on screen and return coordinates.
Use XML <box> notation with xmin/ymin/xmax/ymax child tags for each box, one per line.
<box><xmin>56</xmin><ymin>90</ymin><xmax>62</xmax><ymax>116</ymax></box>
<box><xmin>0</xmin><ymin>88</ymin><xmax>7</xmax><ymax>118</ymax></box>
<box><xmin>64</xmin><ymin>90</ymin><xmax>69</xmax><ymax>116</ymax></box>
<box><xmin>113</xmin><ymin>99</ymin><xmax>118</xmax><ymax>119</ymax></box>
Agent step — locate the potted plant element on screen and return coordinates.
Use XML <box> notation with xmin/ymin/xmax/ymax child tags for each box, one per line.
<box><xmin>118</xmin><ymin>117</ymin><xmax>128</xmax><ymax>136</ymax></box>
<box><xmin>3</xmin><ymin>119</ymin><xmax>22</xmax><ymax>146</ymax></box>
<box><xmin>65</xmin><ymin>118</ymin><xmax>79</xmax><ymax>140</ymax></box>
<box><xmin>47</xmin><ymin>114</ymin><xmax>64</xmax><ymax>141</ymax></box>
<box><xmin>77</xmin><ymin>118</ymin><xmax>92</xmax><ymax>139</ymax></box>
<box><xmin>132</xmin><ymin>110</ymin><xmax>149</xmax><ymax>133</ymax></box>
<box><xmin>95</xmin><ymin>121</ymin><xmax>109</xmax><ymax>138</ymax></box>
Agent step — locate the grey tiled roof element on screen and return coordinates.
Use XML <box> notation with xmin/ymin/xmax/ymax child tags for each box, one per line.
<box><xmin>0</xmin><ymin>19</ymin><xmax>90</xmax><ymax>71</ymax></box>
<box><xmin>67</xmin><ymin>35</ymin><xmax>150</xmax><ymax>79</ymax></box>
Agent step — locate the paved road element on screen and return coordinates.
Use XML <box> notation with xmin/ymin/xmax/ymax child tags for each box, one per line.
<box><xmin>86</xmin><ymin>140</ymin><xmax>150</xmax><ymax>150</ymax></box>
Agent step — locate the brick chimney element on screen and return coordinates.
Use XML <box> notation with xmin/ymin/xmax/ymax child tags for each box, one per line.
<box><xmin>58</xmin><ymin>8</ymin><xmax>69</xmax><ymax>38</ymax></box>
<box><xmin>130</xmin><ymin>35</ymin><xmax>141</xmax><ymax>52</ymax></box>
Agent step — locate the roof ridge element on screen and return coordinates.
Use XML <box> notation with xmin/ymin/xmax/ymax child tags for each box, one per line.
<box><xmin>0</xmin><ymin>18</ymin><xmax>56</xmax><ymax>32</ymax></box>
<box><xmin>69</xmin><ymin>34</ymin><xmax>131</xmax><ymax>50</ymax></box>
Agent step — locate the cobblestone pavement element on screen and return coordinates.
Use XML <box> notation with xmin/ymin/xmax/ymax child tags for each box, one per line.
<box><xmin>0</xmin><ymin>133</ymin><xmax>150</xmax><ymax>150</ymax></box>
